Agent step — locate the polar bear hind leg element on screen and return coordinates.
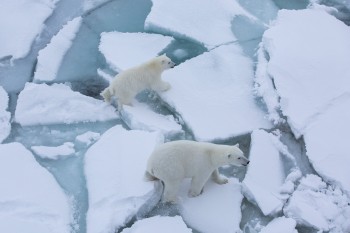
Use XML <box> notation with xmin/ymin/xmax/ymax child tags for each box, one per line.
<box><xmin>101</xmin><ymin>88</ymin><xmax>112</xmax><ymax>103</ymax></box>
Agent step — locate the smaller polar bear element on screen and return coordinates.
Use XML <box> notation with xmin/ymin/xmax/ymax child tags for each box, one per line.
<box><xmin>101</xmin><ymin>54</ymin><xmax>175</xmax><ymax>109</ymax></box>
<box><xmin>145</xmin><ymin>140</ymin><xmax>250</xmax><ymax>203</ymax></box>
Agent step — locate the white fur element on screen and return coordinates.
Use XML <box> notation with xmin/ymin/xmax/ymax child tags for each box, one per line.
<box><xmin>145</xmin><ymin>140</ymin><xmax>249</xmax><ymax>203</ymax></box>
<box><xmin>101</xmin><ymin>54</ymin><xmax>175</xmax><ymax>108</ymax></box>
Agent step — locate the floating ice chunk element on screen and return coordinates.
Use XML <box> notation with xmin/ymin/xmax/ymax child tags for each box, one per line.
<box><xmin>0</xmin><ymin>142</ymin><xmax>72</xmax><ymax>233</ymax></box>
<box><xmin>160</xmin><ymin>44</ymin><xmax>271</xmax><ymax>141</ymax></box>
<box><xmin>145</xmin><ymin>0</ymin><xmax>254</xmax><ymax>49</ymax></box>
<box><xmin>242</xmin><ymin>130</ymin><xmax>301</xmax><ymax>216</ymax></box>
<box><xmin>0</xmin><ymin>0</ymin><xmax>59</xmax><ymax>60</ymax></box>
<box><xmin>284</xmin><ymin>174</ymin><xmax>350</xmax><ymax>232</ymax></box>
<box><xmin>260</xmin><ymin>217</ymin><xmax>297</xmax><ymax>233</ymax></box>
<box><xmin>257</xmin><ymin>9</ymin><xmax>350</xmax><ymax>137</ymax></box>
<box><xmin>15</xmin><ymin>83</ymin><xmax>118</xmax><ymax>126</ymax></box>
<box><xmin>75</xmin><ymin>131</ymin><xmax>101</xmax><ymax>146</ymax></box>
<box><xmin>84</xmin><ymin>125</ymin><xmax>163</xmax><ymax>233</ymax></box>
<box><xmin>34</xmin><ymin>17</ymin><xmax>82</xmax><ymax>83</ymax></box>
<box><xmin>179</xmin><ymin>178</ymin><xmax>242</xmax><ymax>233</ymax></box>
<box><xmin>120</xmin><ymin>216</ymin><xmax>192</xmax><ymax>233</ymax></box>
<box><xmin>303</xmin><ymin>95</ymin><xmax>350</xmax><ymax>197</ymax></box>
<box><xmin>120</xmin><ymin>101</ymin><xmax>183</xmax><ymax>138</ymax></box>
<box><xmin>31</xmin><ymin>142</ymin><xmax>75</xmax><ymax>160</ymax></box>
<box><xmin>99</xmin><ymin>32</ymin><xmax>174</xmax><ymax>72</ymax></box>
<box><xmin>173</xmin><ymin>49</ymin><xmax>188</xmax><ymax>60</ymax></box>
<box><xmin>0</xmin><ymin>86</ymin><xmax>11</xmax><ymax>143</ymax></box>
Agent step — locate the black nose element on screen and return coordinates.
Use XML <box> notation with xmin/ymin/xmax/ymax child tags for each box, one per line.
<box><xmin>246</xmin><ymin>161</ymin><xmax>250</xmax><ymax>165</ymax></box>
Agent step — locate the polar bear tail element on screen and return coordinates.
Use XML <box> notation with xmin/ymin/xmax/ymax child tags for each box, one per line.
<box><xmin>144</xmin><ymin>170</ymin><xmax>158</xmax><ymax>181</ymax></box>
<box><xmin>101</xmin><ymin>87</ymin><xmax>112</xmax><ymax>103</ymax></box>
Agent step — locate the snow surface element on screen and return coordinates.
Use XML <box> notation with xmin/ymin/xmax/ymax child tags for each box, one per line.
<box><xmin>257</xmin><ymin>9</ymin><xmax>350</xmax><ymax>137</ymax></box>
<box><xmin>120</xmin><ymin>101</ymin><xmax>183</xmax><ymax>138</ymax></box>
<box><xmin>0</xmin><ymin>0</ymin><xmax>59</xmax><ymax>61</ymax></box>
<box><xmin>31</xmin><ymin>142</ymin><xmax>75</xmax><ymax>160</ymax></box>
<box><xmin>99</xmin><ymin>32</ymin><xmax>174</xmax><ymax>72</ymax></box>
<box><xmin>160</xmin><ymin>44</ymin><xmax>271</xmax><ymax>141</ymax></box>
<box><xmin>84</xmin><ymin>125</ymin><xmax>163</xmax><ymax>233</ymax></box>
<box><xmin>260</xmin><ymin>217</ymin><xmax>297</xmax><ymax>233</ymax></box>
<box><xmin>0</xmin><ymin>86</ymin><xmax>11</xmax><ymax>143</ymax></box>
<box><xmin>242</xmin><ymin>130</ymin><xmax>301</xmax><ymax>216</ymax></box>
<box><xmin>179</xmin><ymin>178</ymin><xmax>242</xmax><ymax>233</ymax></box>
<box><xmin>0</xmin><ymin>143</ymin><xmax>72</xmax><ymax>233</ymax></box>
<box><xmin>120</xmin><ymin>216</ymin><xmax>192</xmax><ymax>233</ymax></box>
<box><xmin>75</xmin><ymin>131</ymin><xmax>101</xmax><ymax>146</ymax></box>
<box><xmin>15</xmin><ymin>83</ymin><xmax>118</xmax><ymax>126</ymax></box>
<box><xmin>145</xmin><ymin>0</ymin><xmax>254</xmax><ymax>49</ymax></box>
<box><xmin>284</xmin><ymin>174</ymin><xmax>350</xmax><ymax>232</ymax></box>
<box><xmin>34</xmin><ymin>17</ymin><xmax>82</xmax><ymax>83</ymax></box>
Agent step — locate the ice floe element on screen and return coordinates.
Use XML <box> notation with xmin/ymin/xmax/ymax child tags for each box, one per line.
<box><xmin>284</xmin><ymin>174</ymin><xmax>350</xmax><ymax>232</ymax></box>
<box><xmin>179</xmin><ymin>178</ymin><xmax>242</xmax><ymax>233</ymax></box>
<box><xmin>31</xmin><ymin>142</ymin><xmax>75</xmax><ymax>160</ymax></box>
<box><xmin>99</xmin><ymin>32</ymin><xmax>174</xmax><ymax>72</ymax></box>
<box><xmin>256</xmin><ymin>9</ymin><xmax>350</xmax><ymax>137</ymax></box>
<box><xmin>75</xmin><ymin>131</ymin><xmax>101</xmax><ymax>146</ymax></box>
<box><xmin>145</xmin><ymin>0</ymin><xmax>253</xmax><ymax>49</ymax></box>
<box><xmin>0</xmin><ymin>142</ymin><xmax>72</xmax><ymax>233</ymax></box>
<box><xmin>84</xmin><ymin>125</ymin><xmax>163</xmax><ymax>233</ymax></box>
<box><xmin>260</xmin><ymin>217</ymin><xmax>297</xmax><ymax>233</ymax></box>
<box><xmin>120</xmin><ymin>216</ymin><xmax>192</xmax><ymax>233</ymax></box>
<box><xmin>0</xmin><ymin>86</ymin><xmax>11</xmax><ymax>143</ymax></box>
<box><xmin>120</xmin><ymin>101</ymin><xmax>183</xmax><ymax>138</ymax></box>
<box><xmin>15</xmin><ymin>83</ymin><xmax>118</xmax><ymax>126</ymax></box>
<box><xmin>0</xmin><ymin>0</ymin><xmax>59</xmax><ymax>61</ymax></box>
<box><xmin>242</xmin><ymin>130</ymin><xmax>301</xmax><ymax>216</ymax></box>
<box><xmin>160</xmin><ymin>44</ymin><xmax>271</xmax><ymax>141</ymax></box>
<box><xmin>34</xmin><ymin>17</ymin><xmax>82</xmax><ymax>83</ymax></box>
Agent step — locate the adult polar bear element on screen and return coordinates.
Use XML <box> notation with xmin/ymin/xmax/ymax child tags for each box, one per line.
<box><xmin>145</xmin><ymin>140</ymin><xmax>250</xmax><ymax>203</ymax></box>
<box><xmin>101</xmin><ymin>54</ymin><xmax>175</xmax><ymax>108</ymax></box>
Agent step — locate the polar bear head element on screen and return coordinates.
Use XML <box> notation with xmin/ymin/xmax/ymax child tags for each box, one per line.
<box><xmin>158</xmin><ymin>54</ymin><xmax>176</xmax><ymax>70</ymax></box>
<box><xmin>225</xmin><ymin>144</ymin><xmax>250</xmax><ymax>167</ymax></box>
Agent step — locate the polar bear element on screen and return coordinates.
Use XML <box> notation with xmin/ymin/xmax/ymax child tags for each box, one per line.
<box><xmin>101</xmin><ymin>54</ymin><xmax>175</xmax><ymax>109</ymax></box>
<box><xmin>145</xmin><ymin>140</ymin><xmax>249</xmax><ymax>203</ymax></box>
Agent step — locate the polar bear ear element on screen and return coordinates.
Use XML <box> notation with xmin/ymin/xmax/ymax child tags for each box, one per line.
<box><xmin>234</xmin><ymin>143</ymin><xmax>240</xmax><ymax>147</ymax></box>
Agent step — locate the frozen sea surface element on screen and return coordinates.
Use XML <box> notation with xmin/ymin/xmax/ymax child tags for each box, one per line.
<box><xmin>0</xmin><ymin>86</ymin><xmax>11</xmax><ymax>143</ymax></box>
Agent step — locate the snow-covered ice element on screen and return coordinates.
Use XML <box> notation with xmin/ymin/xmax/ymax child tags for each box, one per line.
<box><xmin>179</xmin><ymin>178</ymin><xmax>242</xmax><ymax>233</ymax></box>
<box><xmin>99</xmin><ymin>32</ymin><xmax>174</xmax><ymax>72</ymax></box>
<box><xmin>15</xmin><ymin>83</ymin><xmax>118</xmax><ymax>126</ymax></box>
<box><xmin>84</xmin><ymin>125</ymin><xmax>163</xmax><ymax>233</ymax></box>
<box><xmin>75</xmin><ymin>131</ymin><xmax>101</xmax><ymax>146</ymax></box>
<box><xmin>31</xmin><ymin>142</ymin><xmax>75</xmax><ymax>160</ymax></box>
<box><xmin>120</xmin><ymin>216</ymin><xmax>192</xmax><ymax>233</ymax></box>
<box><xmin>0</xmin><ymin>86</ymin><xmax>11</xmax><ymax>143</ymax></box>
<box><xmin>260</xmin><ymin>217</ymin><xmax>297</xmax><ymax>233</ymax></box>
<box><xmin>0</xmin><ymin>142</ymin><xmax>72</xmax><ymax>233</ymax></box>
<box><xmin>160</xmin><ymin>44</ymin><xmax>271</xmax><ymax>141</ymax></box>
<box><xmin>0</xmin><ymin>0</ymin><xmax>59</xmax><ymax>61</ymax></box>
<box><xmin>242</xmin><ymin>130</ymin><xmax>301</xmax><ymax>216</ymax></box>
<box><xmin>257</xmin><ymin>9</ymin><xmax>350</xmax><ymax>137</ymax></box>
<box><xmin>120</xmin><ymin>101</ymin><xmax>183</xmax><ymax>138</ymax></box>
<box><xmin>34</xmin><ymin>17</ymin><xmax>82</xmax><ymax>83</ymax></box>
<box><xmin>284</xmin><ymin>174</ymin><xmax>350</xmax><ymax>232</ymax></box>
<box><xmin>145</xmin><ymin>0</ymin><xmax>253</xmax><ymax>49</ymax></box>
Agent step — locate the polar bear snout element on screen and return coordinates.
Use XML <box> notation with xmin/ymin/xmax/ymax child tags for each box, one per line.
<box><xmin>239</xmin><ymin>157</ymin><xmax>250</xmax><ymax>166</ymax></box>
<box><xmin>169</xmin><ymin>61</ymin><xmax>176</xmax><ymax>68</ymax></box>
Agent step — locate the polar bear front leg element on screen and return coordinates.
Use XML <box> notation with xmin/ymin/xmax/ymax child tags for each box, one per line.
<box><xmin>211</xmin><ymin>169</ymin><xmax>228</xmax><ymax>184</ymax></box>
<box><xmin>189</xmin><ymin>174</ymin><xmax>210</xmax><ymax>197</ymax></box>
<box><xmin>151</xmin><ymin>80</ymin><xmax>171</xmax><ymax>92</ymax></box>
<box><xmin>162</xmin><ymin>179</ymin><xmax>182</xmax><ymax>203</ymax></box>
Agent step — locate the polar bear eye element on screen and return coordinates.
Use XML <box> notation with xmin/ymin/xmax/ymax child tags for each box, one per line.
<box><xmin>227</xmin><ymin>154</ymin><xmax>232</xmax><ymax>158</ymax></box>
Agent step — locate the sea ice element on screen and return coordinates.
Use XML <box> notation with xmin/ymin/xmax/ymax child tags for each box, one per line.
<box><xmin>0</xmin><ymin>86</ymin><xmax>10</xmax><ymax>143</ymax></box>
<box><xmin>120</xmin><ymin>216</ymin><xmax>192</xmax><ymax>233</ymax></box>
<box><xmin>99</xmin><ymin>32</ymin><xmax>174</xmax><ymax>72</ymax></box>
<box><xmin>84</xmin><ymin>125</ymin><xmax>164</xmax><ymax>233</ymax></box>
<box><xmin>34</xmin><ymin>17</ymin><xmax>82</xmax><ymax>83</ymax></box>
<box><xmin>179</xmin><ymin>178</ymin><xmax>242</xmax><ymax>233</ymax></box>
<box><xmin>256</xmin><ymin>9</ymin><xmax>350</xmax><ymax>137</ymax></box>
<box><xmin>145</xmin><ymin>0</ymin><xmax>254</xmax><ymax>49</ymax></box>
<box><xmin>0</xmin><ymin>143</ymin><xmax>72</xmax><ymax>233</ymax></box>
<box><xmin>31</xmin><ymin>142</ymin><xmax>76</xmax><ymax>160</ymax></box>
<box><xmin>75</xmin><ymin>131</ymin><xmax>101</xmax><ymax>146</ymax></box>
<box><xmin>259</xmin><ymin>217</ymin><xmax>297</xmax><ymax>233</ymax></box>
<box><xmin>284</xmin><ymin>174</ymin><xmax>350</xmax><ymax>232</ymax></box>
<box><xmin>160</xmin><ymin>44</ymin><xmax>271</xmax><ymax>141</ymax></box>
<box><xmin>0</xmin><ymin>0</ymin><xmax>59</xmax><ymax>61</ymax></box>
<box><xmin>15</xmin><ymin>83</ymin><xmax>118</xmax><ymax>126</ymax></box>
<box><xmin>120</xmin><ymin>101</ymin><xmax>183</xmax><ymax>138</ymax></box>
<box><xmin>242</xmin><ymin>130</ymin><xmax>301</xmax><ymax>216</ymax></box>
